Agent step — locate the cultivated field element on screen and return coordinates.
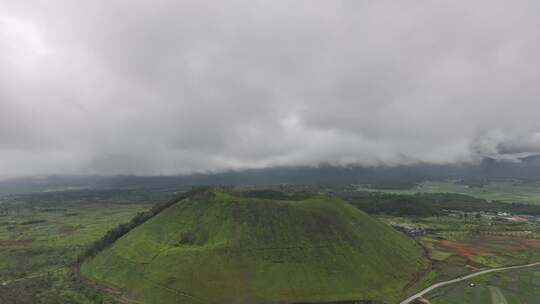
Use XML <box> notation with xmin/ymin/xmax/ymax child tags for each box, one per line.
<box><xmin>426</xmin><ymin>265</ymin><xmax>540</xmax><ymax>303</ymax></box>
<box><xmin>3</xmin><ymin>186</ymin><xmax>540</xmax><ymax>303</ymax></box>
<box><xmin>379</xmin><ymin>209</ymin><xmax>540</xmax><ymax>302</ymax></box>
<box><xmin>0</xmin><ymin>190</ymin><xmax>162</xmax><ymax>303</ymax></box>
<box><xmin>359</xmin><ymin>181</ymin><xmax>540</xmax><ymax>205</ymax></box>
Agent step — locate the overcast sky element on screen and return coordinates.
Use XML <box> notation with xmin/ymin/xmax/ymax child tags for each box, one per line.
<box><xmin>1</xmin><ymin>1</ymin><xmax>540</xmax><ymax>176</ymax></box>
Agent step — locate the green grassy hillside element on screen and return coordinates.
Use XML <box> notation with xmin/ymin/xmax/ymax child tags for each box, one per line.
<box><xmin>81</xmin><ymin>190</ymin><xmax>427</xmax><ymax>303</ymax></box>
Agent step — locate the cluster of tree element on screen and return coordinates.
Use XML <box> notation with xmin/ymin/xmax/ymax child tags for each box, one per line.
<box><xmin>78</xmin><ymin>187</ymin><xmax>209</xmax><ymax>262</ymax></box>
<box><xmin>0</xmin><ymin>205</ymin><xmax>8</xmax><ymax>216</ymax></box>
<box><xmin>364</xmin><ymin>181</ymin><xmax>418</xmax><ymax>190</ymax></box>
<box><xmin>342</xmin><ymin>192</ymin><xmax>446</xmax><ymax>217</ymax></box>
<box><xmin>341</xmin><ymin>191</ymin><xmax>540</xmax><ymax>217</ymax></box>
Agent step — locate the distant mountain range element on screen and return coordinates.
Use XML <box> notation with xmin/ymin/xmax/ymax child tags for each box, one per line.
<box><xmin>2</xmin><ymin>156</ymin><xmax>540</xmax><ymax>194</ymax></box>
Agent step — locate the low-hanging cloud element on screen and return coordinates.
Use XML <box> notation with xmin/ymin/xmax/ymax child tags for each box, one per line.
<box><xmin>1</xmin><ymin>0</ymin><xmax>540</xmax><ymax>176</ymax></box>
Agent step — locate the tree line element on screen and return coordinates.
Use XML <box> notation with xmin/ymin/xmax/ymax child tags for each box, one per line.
<box><xmin>341</xmin><ymin>191</ymin><xmax>540</xmax><ymax>217</ymax></box>
<box><xmin>77</xmin><ymin>187</ymin><xmax>210</xmax><ymax>262</ymax></box>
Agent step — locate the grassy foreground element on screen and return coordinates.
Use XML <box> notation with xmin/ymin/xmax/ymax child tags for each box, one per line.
<box><xmin>82</xmin><ymin>190</ymin><xmax>427</xmax><ymax>304</ymax></box>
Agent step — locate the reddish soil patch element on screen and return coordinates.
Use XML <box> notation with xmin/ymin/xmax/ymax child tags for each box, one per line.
<box><xmin>438</xmin><ymin>235</ymin><xmax>540</xmax><ymax>259</ymax></box>
<box><xmin>524</xmin><ymin>238</ymin><xmax>540</xmax><ymax>248</ymax></box>
<box><xmin>0</xmin><ymin>239</ymin><xmax>34</xmax><ymax>246</ymax></box>
<box><xmin>437</xmin><ymin>240</ymin><xmax>492</xmax><ymax>257</ymax></box>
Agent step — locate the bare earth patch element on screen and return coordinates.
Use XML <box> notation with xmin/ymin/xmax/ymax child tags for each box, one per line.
<box><xmin>437</xmin><ymin>235</ymin><xmax>540</xmax><ymax>259</ymax></box>
<box><xmin>437</xmin><ymin>240</ymin><xmax>492</xmax><ymax>257</ymax></box>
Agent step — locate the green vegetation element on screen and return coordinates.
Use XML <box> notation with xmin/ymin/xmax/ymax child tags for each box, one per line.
<box><xmin>374</xmin><ymin>209</ymin><xmax>540</xmax><ymax>302</ymax></box>
<box><xmin>358</xmin><ymin>180</ymin><xmax>540</xmax><ymax>205</ymax></box>
<box><xmin>365</xmin><ymin>181</ymin><xmax>418</xmax><ymax>190</ymax></box>
<box><xmin>426</xmin><ymin>265</ymin><xmax>540</xmax><ymax>303</ymax></box>
<box><xmin>82</xmin><ymin>190</ymin><xmax>428</xmax><ymax>304</ymax></box>
<box><xmin>341</xmin><ymin>191</ymin><xmax>540</xmax><ymax>217</ymax></box>
<box><xmin>0</xmin><ymin>189</ymin><xmax>169</xmax><ymax>303</ymax></box>
<box><xmin>79</xmin><ymin>188</ymin><xmax>207</xmax><ymax>261</ymax></box>
<box><xmin>5</xmin><ymin>184</ymin><xmax>540</xmax><ymax>303</ymax></box>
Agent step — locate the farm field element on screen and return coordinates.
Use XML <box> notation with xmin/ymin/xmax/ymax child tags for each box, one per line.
<box><xmin>359</xmin><ymin>181</ymin><xmax>540</xmax><ymax>205</ymax></box>
<box><xmin>0</xmin><ymin>190</ymin><xmax>165</xmax><ymax>303</ymax></box>
<box><xmin>425</xmin><ymin>265</ymin><xmax>540</xmax><ymax>303</ymax></box>
<box><xmin>378</xmin><ymin>212</ymin><xmax>540</xmax><ymax>299</ymax></box>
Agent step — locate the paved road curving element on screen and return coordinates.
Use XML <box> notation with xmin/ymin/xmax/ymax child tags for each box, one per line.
<box><xmin>399</xmin><ymin>261</ymin><xmax>540</xmax><ymax>304</ymax></box>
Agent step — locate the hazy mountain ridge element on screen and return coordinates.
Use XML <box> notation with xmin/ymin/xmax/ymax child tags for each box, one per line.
<box><xmin>2</xmin><ymin>156</ymin><xmax>540</xmax><ymax>194</ymax></box>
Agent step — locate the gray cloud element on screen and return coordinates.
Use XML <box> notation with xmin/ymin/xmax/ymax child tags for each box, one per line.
<box><xmin>1</xmin><ymin>0</ymin><xmax>540</xmax><ymax>176</ymax></box>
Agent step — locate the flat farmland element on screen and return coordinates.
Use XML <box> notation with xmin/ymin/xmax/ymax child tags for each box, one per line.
<box><xmin>0</xmin><ymin>190</ymin><xmax>163</xmax><ymax>304</ymax></box>
<box><xmin>359</xmin><ymin>181</ymin><xmax>540</xmax><ymax>205</ymax></box>
<box><xmin>427</xmin><ymin>265</ymin><xmax>540</xmax><ymax>303</ymax></box>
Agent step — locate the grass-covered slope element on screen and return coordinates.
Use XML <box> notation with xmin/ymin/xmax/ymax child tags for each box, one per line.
<box><xmin>81</xmin><ymin>191</ymin><xmax>427</xmax><ymax>303</ymax></box>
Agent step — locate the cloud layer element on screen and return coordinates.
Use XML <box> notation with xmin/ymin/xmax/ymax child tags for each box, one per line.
<box><xmin>1</xmin><ymin>0</ymin><xmax>540</xmax><ymax>176</ymax></box>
